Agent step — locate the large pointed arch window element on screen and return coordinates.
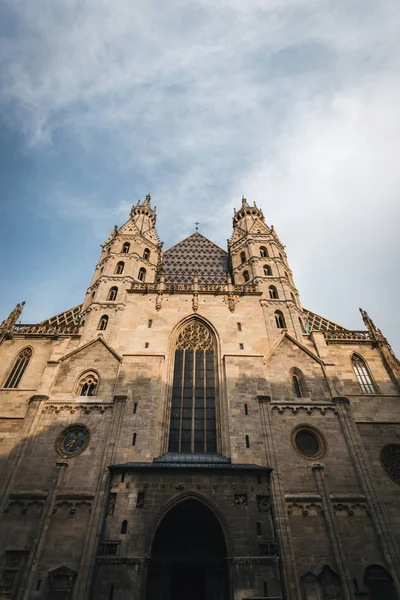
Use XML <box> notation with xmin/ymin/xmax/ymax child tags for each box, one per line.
<box><xmin>168</xmin><ymin>321</ymin><xmax>217</xmax><ymax>454</ymax></box>
<box><xmin>352</xmin><ymin>354</ymin><xmax>377</xmax><ymax>394</ymax></box>
<box><xmin>4</xmin><ymin>347</ymin><xmax>32</xmax><ymax>388</ymax></box>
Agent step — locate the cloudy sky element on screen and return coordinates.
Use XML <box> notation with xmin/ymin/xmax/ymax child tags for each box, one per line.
<box><xmin>0</xmin><ymin>0</ymin><xmax>399</xmax><ymax>352</ymax></box>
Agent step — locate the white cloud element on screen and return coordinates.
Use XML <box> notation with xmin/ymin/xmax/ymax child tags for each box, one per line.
<box><xmin>1</xmin><ymin>0</ymin><xmax>399</xmax><ymax>349</ymax></box>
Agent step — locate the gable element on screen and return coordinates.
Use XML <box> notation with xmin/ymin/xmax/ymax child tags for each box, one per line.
<box><xmin>53</xmin><ymin>338</ymin><xmax>120</xmax><ymax>396</ymax></box>
<box><xmin>163</xmin><ymin>232</ymin><xmax>228</xmax><ymax>284</ymax></box>
<box><xmin>266</xmin><ymin>334</ymin><xmax>330</xmax><ymax>400</ymax></box>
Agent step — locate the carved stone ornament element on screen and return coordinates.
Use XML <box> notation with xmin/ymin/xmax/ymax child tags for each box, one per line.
<box><xmin>136</xmin><ymin>491</ymin><xmax>145</xmax><ymax>508</ymax></box>
<box><xmin>156</xmin><ymin>292</ymin><xmax>163</xmax><ymax>312</ymax></box>
<box><xmin>257</xmin><ymin>495</ymin><xmax>270</xmax><ymax>513</ymax></box>
<box><xmin>271</xmin><ymin>403</ymin><xmax>336</xmax><ymax>416</ymax></box>
<box><xmin>192</xmin><ymin>293</ymin><xmax>199</xmax><ymax>313</ymax></box>
<box><xmin>42</xmin><ymin>402</ymin><xmax>113</xmax><ymax>415</ymax></box>
<box><xmin>233</xmin><ymin>494</ymin><xmax>248</xmax><ymax>507</ymax></box>
<box><xmin>224</xmin><ymin>293</ymin><xmax>238</xmax><ymax>313</ymax></box>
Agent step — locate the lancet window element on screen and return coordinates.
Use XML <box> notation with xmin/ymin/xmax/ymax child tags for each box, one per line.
<box><xmin>269</xmin><ymin>285</ymin><xmax>278</xmax><ymax>299</ymax></box>
<box><xmin>98</xmin><ymin>315</ymin><xmax>109</xmax><ymax>331</ymax></box>
<box><xmin>263</xmin><ymin>264</ymin><xmax>272</xmax><ymax>276</ymax></box>
<box><xmin>352</xmin><ymin>354</ymin><xmax>377</xmax><ymax>394</ymax></box>
<box><xmin>78</xmin><ymin>372</ymin><xmax>98</xmax><ymax>396</ymax></box>
<box><xmin>4</xmin><ymin>347</ymin><xmax>32</xmax><ymax>389</ymax></box>
<box><xmin>275</xmin><ymin>310</ymin><xmax>286</xmax><ymax>328</ymax></box>
<box><xmin>138</xmin><ymin>267</ymin><xmax>146</xmax><ymax>282</ymax></box>
<box><xmin>122</xmin><ymin>242</ymin><xmax>130</xmax><ymax>253</ymax></box>
<box><xmin>143</xmin><ymin>248</ymin><xmax>150</xmax><ymax>260</ymax></box>
<box><xmin>240</xmin><ymin>251</ymin><xmax>246</xmax><ymax>264</ymax></box>
<box><xmin>260</xmin><ymin>246</ymin><xmax>268</xmax><ymax>257</ymax></box>
<box><xmin>243</xmin><ymin>270</ymin><xmax>250</xmax><ymax>283</ymax></box>
<box><xmin>107</xmin><ymin>287</ymin><xmax>118</xmax><ymax>301</ymax></box>
<box><xmin>168</xmin><ymin>321</ymin><xmax>217</xmax><ymax>454</ymax></box>
<box><xmin>115</xmin><ymin>262</ymin><xmax>124</xmax><ymax>274</ymax></box>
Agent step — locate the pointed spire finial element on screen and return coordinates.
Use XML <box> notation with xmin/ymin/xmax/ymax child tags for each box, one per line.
<box><xmin>195</xmin><ymin>222</ymin><xmax>199</xmax><ymax>232</ymax></box>
<box><xmin>144</xmin><ymin>193</ymin><xmax>151</xmax><ymax>206</ymax></box>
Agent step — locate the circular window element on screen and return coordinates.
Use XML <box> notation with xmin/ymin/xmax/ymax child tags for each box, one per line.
<box><xmin>381</xmin><ymin>444</ymin><xmax>400</xmax><ymax>485</ymax></box>
<box><xmin>292</xmin><ymin>426</ymin><xmax>326</xmax><ymax>459</ymax></box>
<box><xmin>56</xmin><ymin>425</ymin><xmax>89</xmax><ymax>457</ymax></box>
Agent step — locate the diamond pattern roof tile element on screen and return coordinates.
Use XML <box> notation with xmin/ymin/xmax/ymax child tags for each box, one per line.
<box><xmin>163</xmin><ymin>232</ymin><xmax>228</xmax><ymax>284</ymax></box>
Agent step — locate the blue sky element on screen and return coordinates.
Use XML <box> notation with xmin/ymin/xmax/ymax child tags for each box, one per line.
<box><xmin>0</xmin><ymin>0</ymin><xmax>399</xmax><ymax>352</ymax></box>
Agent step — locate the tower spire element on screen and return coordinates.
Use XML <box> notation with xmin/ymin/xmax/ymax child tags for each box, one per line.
<box><xmin>360</xmin><ymin>308</ymin><xmax>400</xmax><ymax>388</ymax></box>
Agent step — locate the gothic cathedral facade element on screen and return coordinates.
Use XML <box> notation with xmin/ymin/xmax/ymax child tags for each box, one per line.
<box><xmin>0</xmin><ymin>196</ymin><xmax>399</xmax><ymax>600</ymax></box>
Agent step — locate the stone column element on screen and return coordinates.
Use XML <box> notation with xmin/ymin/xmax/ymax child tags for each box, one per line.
<box><xmin>20</xmin><ymin>459</ymin><xmax>68</xmax><ymax>600</ymax></box>
<box><xmin>258</xmin><ymin>396</ymin><xmax>302</xmax><ymax>600</ymax></box>
<box><xmin>312</xmin><ymin>464</ymin><xmax>353</xmax><ymax>600</ymax></box>
<box><xmin>332</xmin><ymin>397</ymin><xmax>400</xmax><ymax>596</ymax></box>
<box><xmin>0</xmin><ymin>395</ymin><xmax>48</xmax><ymax>509</ymax></box>
<box><xmin>73</xmin><ymin>395</ymin><xmax>127</xmax><ymax>600</ymax></box>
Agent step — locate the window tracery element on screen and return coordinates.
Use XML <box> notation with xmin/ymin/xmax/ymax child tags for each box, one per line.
<box><xmin>4</xmin><ymin>347</ymin><xmax>32</xmax><ymax>389</ymax></box>
<box><xmin>77</xmin><ymin>372</ymin><xmax>98</xmax><ymax>396</ymax></box>
<box><xmin>351</xmin><ymin>354</ymin><xmax>377</xmax><ymax>394</ymax></box>
<box><xmin>169</xmin><ymin>320</ymin><xmax>217</xmax><ymax>454</ymax></box>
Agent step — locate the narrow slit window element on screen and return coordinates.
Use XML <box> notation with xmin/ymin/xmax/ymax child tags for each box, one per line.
<box><xmin>4</xmin><ymin>347</ymin><xmax>32</xmax><ymax>389</ymax></box>
<box><xmin>243</xmin><ymin>270</ymin><xmax>250</xmax><ymax>283</ymax></box>
<box><xmin>121</xmin><ymin>520</ymin><xmax>127</xmax><ymax>534</ymax></box>
<box><xmin>121</xmin><ymin>471</ymin><xmax>125</xmax><ymax>482</ymax></box>
<box><xmin>239</xmin><ymin>343</ymin><xmax>244</xmax><ymax>350</ymax></box>
<box><xmin>245</xmin><ymin>435</ymin><xmax>250</xmax><ymax>448</ymax></box>
<box><xmin>256</xmin><ymin>522</ymin><xmax>262</xmax><ymax>535</ymax></box>
<box><xmin>244</xmin><ymin>403</ymin><xmax>248</xmax><ymax>415</ymax></box>
<box><xmin>292</xmin><ymin>375</ymin><xmax>302</xmax><ymax>398</ymax></box>
<box><xmin>237</xmin><ymin>322</ymin><xmax>242</xmax><ymax>331</ymax></box>
<box><xmin>132</xmin><ymin>433</ymin><xmax>137</xmax><ymax>446</ymax></box>
<box><xmin>133</xmin><ymin>402</ymin><xmax>138</xmax><ymax>414</ymax></box>
<box><xmin>148</xmin><ymin>319</ymin><xmax>153</xmax><ymax>328</ymax></box>
<box><xmin>240</xmin><ymin>251</ymin><xmax>246</xmax><ymax>264</ymax></box>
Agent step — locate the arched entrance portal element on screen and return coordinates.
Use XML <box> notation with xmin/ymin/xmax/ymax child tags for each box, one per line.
<box><xmin>146</xmin><ymin>499</ymin><xmax>229</xmax><ymax>600</ymax></box>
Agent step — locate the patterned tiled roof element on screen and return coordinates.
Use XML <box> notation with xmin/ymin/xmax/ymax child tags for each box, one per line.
<box><xmin>163</xmin><ymin>233</ymin><xmax>228</xmax><ymax>284</ymax></box>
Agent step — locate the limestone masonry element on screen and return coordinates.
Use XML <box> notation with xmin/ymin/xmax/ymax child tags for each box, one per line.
<box><xmin>0</xmin><ymin>195</ymin><xmax>399</xmax><ymax>600</ymax></box>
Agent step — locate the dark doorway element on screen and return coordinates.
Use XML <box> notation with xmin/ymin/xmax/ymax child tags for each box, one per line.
<box><xmin>365</xmin><ymin>565</ymin><xmax>396</xmax><ymax>600</ymax></box>
<box><xmin>146</xmin><ymin>499</ymin><xmax>229</xmax><ymax>600</ymax></box>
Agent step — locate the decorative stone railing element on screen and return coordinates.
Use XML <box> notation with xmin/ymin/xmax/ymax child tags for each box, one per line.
<box><xmin>323</xmin><ymin>330</ymin><xmax>371</xmax><ymax>343</ymax></box>
<box><xmin>12</xmin><ymin>323</ymin><xmax>80</xmax><ymax>335</ymax></box>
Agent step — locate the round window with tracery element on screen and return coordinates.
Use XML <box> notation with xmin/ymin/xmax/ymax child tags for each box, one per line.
<box><xmin>292</xmin><ymin>426</ymin><xmax>326</xmax><ymax>459</ymax></box>
<box><xmin>381</xmin><ymin>444</ymin><xmax>400</xmax><ymax>485</ymax></box>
